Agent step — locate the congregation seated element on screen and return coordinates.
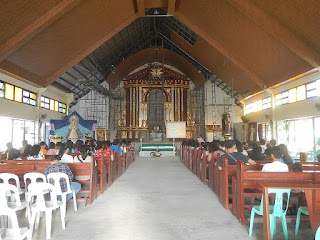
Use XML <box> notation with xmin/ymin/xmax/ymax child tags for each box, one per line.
<box><xmin>264</xmin><ymin>139</ymin><xmax>276</xmax><ymax>156</ymax></box>
<box><xmin>279</xmin><ymin>143</ymin><xmax>295</xmax><ymax>164</ymax></box>
<box><xmin>249</xmin><ymin>143</ymin><xmax>266</xmax><ymax>160</ymax></box>
<box><xmin>234</xmin><ymin>139</ymin><xmax>248</xmax><ymax>156</ymax></box>
<box><xmin>18</xmin><ymin>140</ymin><xmax>28</xmax><ymax>155</ymax></box>
<box><xmin>66</xmin><ymin>139</ymin><xmax>75</xmax><ymax>153</ymax></box>
<box><xmin>218</xmin><ymin>140</ymin><xmax>256</xmax><ymax>170</ymax></box>
<box><xmin>39</xmin><ymin>141</ymin><xmax>48</xmax><ymax>155</ymax></box>
<box><xmin>208</xmin><ymin>141</ymin><xmax>224</xmax><ymax>162</ymax></box>
<box><xmin>60</xmin><ymin>143</ymin><xmax>74</xmax><ymax>163</ymax></box>
<box><xmin>74</xmin><ymin>139</ymin><xmax>84</xmax><ymax>154</ymax></box>
<box><xmin>261</xmin><ymin>146</ymin><xmax>289</xmax><ymax>172</ymax></box>
<box><xmin>73</xmin><ymin>145</ymin><xmax>92</xmax><ymax>163</ymax></box>
<box><xmin>259</xmin><ymin>139</ymin><xmax>267</xmax><ymax>154</ymax></box>
<box><xmin>95</xmin><ymin>141</ymin><xmax>114</xmax><ymax>161</ymax></box>
<box><xmin>109</xmin><ymin>139</ymin><xmax>122</xmax><ymax>154</ymax></box>
<box><xmin>47</xmin><ymin>142</ymin><xmax>60</xmax><ymax>155</ymax></box>
<box><xmin>27</xmin><ymin>144</ymin><xmax>45</xmax><ymax>160</ymax></box>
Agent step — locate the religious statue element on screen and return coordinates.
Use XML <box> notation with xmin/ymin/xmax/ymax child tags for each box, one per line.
<box><xmin>65</xmin><ymin>115</ymin><xmax>83</xmax><ymax>140</ymax></box>
<box><xmin>222</xmin><ymin>113</ymin><xmax>231</xmax><ymax>135</ymax></box>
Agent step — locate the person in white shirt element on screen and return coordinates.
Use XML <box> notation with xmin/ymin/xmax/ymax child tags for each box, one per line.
<box><xmin>262</xmin><ymin>146</ymin><xmax>289</xmax><ymax>172</ymax></box>
<box><xmin>59</xmin><ymin>143</ymin><xmax>74</xmax><ymax>163</ymax></box>
<box><xmin>260</xmin><ymin>139</ymin><xmax>267</xmax><ymax>154</ymax></box>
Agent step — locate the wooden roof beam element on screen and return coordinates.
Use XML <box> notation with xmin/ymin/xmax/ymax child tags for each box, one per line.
<box><xmin>45</xmin><ymin>13</ymin><xmax>138</xmax><ymax>86</ymax></box>
<box><xmin>175</xmin><ymin>12</ymin><xmax>266</xmax><ymax>89</ymax></box>
<box><xmin>136</xmin><ymin>0</ymin><xmax>145</xmax><ymax>17</ymax></box>
<box><xmin>0</xmin><ymin>0</ymin><xmax>82</xmax><ymax>62</ymax></box>
<box><xmin>227</xmin><ymin>0</ymin><xmax>320</xmax><ymax>68</ymax></box>
<box><xmin>168</xmin><ymin>0</ymin><xmax>177</xmax><ymax>14</ymax></box>
<box><xmin>0</xmin><ymin>60</ymin><xmax>45</xmax><ymax>87</ymax></box>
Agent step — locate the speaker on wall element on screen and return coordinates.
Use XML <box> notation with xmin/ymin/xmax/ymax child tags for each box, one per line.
<box><xmin>241</xmin><ymin>115</ymin><xmax>249</xmax><ymax>123</ymax></box>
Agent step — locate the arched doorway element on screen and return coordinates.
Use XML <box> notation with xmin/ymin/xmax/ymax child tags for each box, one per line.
<box><xmin>148</xmin><ymin>89</ymin><xmax>165</xmax><ymax>141</ymax></box>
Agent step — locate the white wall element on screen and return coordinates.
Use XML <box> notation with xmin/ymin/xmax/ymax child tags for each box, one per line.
<box><xmin>203</xmin><ymin>80</ymin><xmax>243</xmax><ymax>141</ymax></box>
<box><xmin>243</xmin><ymin>70</ymin><xmax>320</xmax><ymax>123</ymax></box>
<box><xmin>0</xmin><ymin>72</ymin><xmax>72</xmax><ymax>122</ymax></box>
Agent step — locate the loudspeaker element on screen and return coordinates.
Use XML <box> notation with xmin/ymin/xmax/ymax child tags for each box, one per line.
<box><xmin>241</xmin><ymin>115</ymin><xmax>249</xmax><ymax>123</ymax></box>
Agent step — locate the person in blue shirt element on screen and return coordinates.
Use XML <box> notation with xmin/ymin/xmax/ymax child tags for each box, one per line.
<box><xmin>109</xmin><ymin>139</ymin><xmax>122</xmax><ymax>154</ymax></box>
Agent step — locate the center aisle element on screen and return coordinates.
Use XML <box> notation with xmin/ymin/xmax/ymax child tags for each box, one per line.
<box><xmin>47</xmin><ymin>156</ymin><xmax>252</xmax><ymax>240</ymax></box>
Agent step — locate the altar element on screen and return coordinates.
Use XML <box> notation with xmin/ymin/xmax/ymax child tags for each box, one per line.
<box><xmin>118</xmin><ymin>63</ymin><xmax>195</xmax><ymax>141</ymax></box>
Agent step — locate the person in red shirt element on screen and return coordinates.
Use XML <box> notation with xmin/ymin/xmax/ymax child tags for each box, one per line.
<box><xmin>95</xmin><ymin>141</ymin><xmax>114</xmax><ymax>161</ymax></box>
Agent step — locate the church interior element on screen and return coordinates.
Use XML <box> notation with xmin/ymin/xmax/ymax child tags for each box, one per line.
<box><xmin>1</xmin><ymin>1</ymin><xmax>320</xmax><ymax>239</ymax></box>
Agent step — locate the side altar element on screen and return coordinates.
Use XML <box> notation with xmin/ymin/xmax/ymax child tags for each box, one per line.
<box><xmin>118</xmin><ymin>64</ymin><xmax>195</xmax><ymax>141</ymax></box>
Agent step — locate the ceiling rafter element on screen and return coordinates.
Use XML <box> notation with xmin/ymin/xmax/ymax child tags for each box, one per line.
<box><xmin>226</xmin><ymin>0</ymin><xmax>320</xmax><ymax>68</ymax></box>
<box><xmin>136</xmin><ymin>0</ymin><xmax>145</xmax><ymax>17</ymax></box>
<box><xmin>168</xmin><ymin>0</ymin><xmax>177</xmax><ymax>14</ymax></box>
<box><xmin>175</xmin><ymin>12</ymin><xmax>266</xmax><ymax>89</ymax></box>
<box><xmin>45</xmin><ymin>13</ymin><xmax>138</xmax><ymax>86</ymax></box>
<box><xmin>0</xmin><ymin>0</ymin><xmax>82</xmax><ymax>62</ymax></box>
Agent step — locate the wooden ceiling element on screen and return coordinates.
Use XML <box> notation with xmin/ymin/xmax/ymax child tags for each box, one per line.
<box><xmin>0</xmin><ymin>0</ymin><xmax>319</xmax><ymax>97</ymax></box>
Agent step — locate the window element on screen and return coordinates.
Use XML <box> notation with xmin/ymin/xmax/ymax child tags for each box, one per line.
<box><xmin>275</xmin><ymin>91</ymin><xmax>289</xmax><ymax>106</ymax></box>
<box><xmin>297</xmin><ymin>85</ymin><xmax>306</xmax><ymax>101</ymax></box>
<box><xmin>262</xmin><ymin>97</ymin><xmax>271</xmax><ymax>109</ymax></box>
<box><xmin>288</xmin><ymin>88</ymin><xmax>297</xmax><ymax>103</ymax></box>
<box><xmin>0</xmin><ymin>81</ymin><xmax>4</xmax><ymax>98</ymax></box>
<box><xmin>14</xmin><ymin>87</ymin><xmax>22</xmax><ymax>102</ymax></box>
<box><xmin>245</xmin><ymin>96</ymin><xmax>272</xmax><ymax>114</ymax></box>
<box><xmin>306</xmin><ymin>80</ymin><xmax>320</xmax><ymax>98</ymax></box>
<box><xmin>5</xmin><ymin>83</ymin><xmax>14</xmax><ymax>100</ymax></box>
<box><xmin>40</xmin><ymin>96</ymin><xmax>67</xmax><ymax>114</ymax></box>
<box><xmin>1</xmin><ymin>81</ymin><xmax>37</xmax><ymax>106</ymax></box>
<box><xmin>22</xmin><ymin>90</ymin><xmax>37</xmax><ymax>106</ymax></box>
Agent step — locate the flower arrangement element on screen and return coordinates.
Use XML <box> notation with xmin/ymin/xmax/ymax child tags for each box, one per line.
<box><xmin>85</xmin><ymin>133</ymin><xmax>92</xmax><ymax>138</ymax></box>
<box><xmin>49</xmin><ymin>134</ymin><xmax>62</xmax><ymax>139</ymax></box>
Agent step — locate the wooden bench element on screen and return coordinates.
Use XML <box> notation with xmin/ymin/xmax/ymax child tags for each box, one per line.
<box><xmin>0</xmin><ymin>159</ymin><xmax>98</xmax><ymax>205</ymax></box>
<box><xmin>219</xmin><ymin>157</ymin><xmax>263</xmax><ymax>210</ymax></box>
<box><xmin>232</xmin><ymin>161</ymin><xmax>320</xmax><ymax>224</ymax></box>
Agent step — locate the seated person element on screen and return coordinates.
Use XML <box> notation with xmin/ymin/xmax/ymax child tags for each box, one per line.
<box><xmin>74</xmin><ymin>145</ymin><xmax>92</xmax><ymax>163</ymax></box>
<box><xmin>59</xmin><ymin>143</ymin><xmax>74</xmax><ymax>163</ymax></box>
<box><xmin>259</xmin><ymin>139</ymin><xmax>267</xmax><ymax>154</ymax></box>
<box><xmin>22</xmin><ymin>144</ymin><xmax>32</xmax><ymax>157</ymax></box>
<box><xmin>234</xmin><ymin>139</ymin><xmax>248</xmax><ymax>156</ymax></box>
<box><xmin>95</xmin><ymin>141</ymin><xmax>114</xmax><ymax>161</ymax></box>
<box><xmin>73</xmin><ymin>145</ymin><xmax>93</xmax><ymax>181</ymax></box>
<box><xmin>218</xmin><ymin>140</ymin><xmax>256</xmax><ymax>170</ymax></box>
<box><xmin>19</xmin><ymin>140</ymin><xmax>28</xmax><ymax>156</ymax></box>
<box><xmin>264</xmin><ymin>139</ymin><xmax>276</xmax><ymax>156</ymax></box>
<box><xmin>39</xmin><ymin>141</ymin><xmax>48</xmax><ymax>155</ymax></box>
<box><xmin>47</xmin><ymin>142</ymin><xmax>60</xmax><ymax>155</ymax></box>
<box><xmin>279</xmin><ymin>144</ymin><xmax>295</xmax><ymax>164</ymax></box>
<box><xmin>249</xmin><ymin>143</ymin><xmax>266</xmax><ymax>160</ymax></box>
<box><xmin>44</xmin><ymin>155</ymin><xmax>81</xmax><ymax>201</ymax></box>
<box><xmin>262</xmin><ymin>146</ymin><xmax>289</xmax><ymax>172</ymax></box>
<box><xmin>109</xmin><ymin>139</ymin><xmax>123</xmax><ymax>154</ymax></box>
<box><xmin>27</xmin><ymin>145</ymin><xmax>45</xmax><ymax>160</ymax></box>
<box><xmin>7</xmin><ymin>148</ymin><xmax>20</xmax><ymax>160</ymax></box>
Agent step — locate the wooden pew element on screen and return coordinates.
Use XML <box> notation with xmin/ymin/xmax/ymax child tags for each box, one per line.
<box><xmin>219</xmin><ymin>157</ymin><xmax>263</xmax><ymax>210</ymax></box>
<box><xmin>0</xmin><ymin>159</ymin><xmax>98</xmax><ymax>205</ymax></box>
<box><xmin>232</xmin><ymin>161</ymin><xmax>319</xmax><ymax>224</ymax></box>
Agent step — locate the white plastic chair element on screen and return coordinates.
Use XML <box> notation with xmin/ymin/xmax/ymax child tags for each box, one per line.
<box><xmin>23</xmin><ymin>172</ymin><xmax>47</xmax><ymax>191</ymax></box>
<box><xmin>47</xmin><ymin>172</ymin><xmax>78</xmax><ymax>213</ymax></box>
<box><xmin>0</xmin><ymin>184</ymin><xmax>31</xmax><ymax>240</ymax></box>
<box><xmin>23</xmin><ymin>172</ymin><xmax>47</xmax><ymax>220</ymax></box>
<box><xmin>28</xmin><ymin>182</ymin><xmax>65</xmax><ymax>239</ymax></box>
<box><xmin>0</xmin><ymin>173</ymin><xmax>25</xmax><ymax>197</ymax></box>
